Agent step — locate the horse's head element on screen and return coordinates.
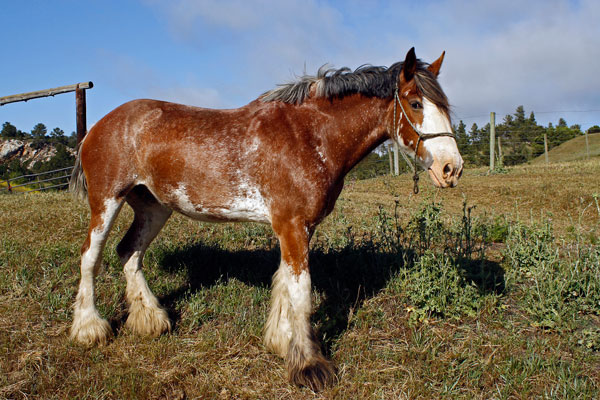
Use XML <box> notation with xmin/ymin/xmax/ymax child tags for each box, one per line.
<box><xmin>391</xmin><ymin>48</ymin><xmax>463</xmax><ymax>189</ymax></box>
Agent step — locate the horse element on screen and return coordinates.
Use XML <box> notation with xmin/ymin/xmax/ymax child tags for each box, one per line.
<box><xmin>68</xmin><ymin>47</ymin><xmax>463</xmax><ymax>391</ymax></box>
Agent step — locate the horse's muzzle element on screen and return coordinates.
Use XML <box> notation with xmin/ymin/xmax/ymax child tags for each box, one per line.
<box><xmin>428</xmin><ymin>158</ymin><xmax>463</xmax><ymax>188</ymax></box>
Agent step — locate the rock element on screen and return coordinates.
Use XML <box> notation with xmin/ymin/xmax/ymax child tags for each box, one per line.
<box><xmin>22</xmin><ymin>145</ymin><xmax>58</xmax><ymax>169</ymax></box>
<box><xmin>0</xmin><ymin>139</ymin><xmax>25</xmax><ymax>160</ymax></box>
<box><xmin>0</xmin><ymin>139</ymin><xmax>75</xmax><ymax>169</ymax></box>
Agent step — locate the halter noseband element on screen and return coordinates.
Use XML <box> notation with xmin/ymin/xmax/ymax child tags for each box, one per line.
<box><xmin>392</xmin><ymin>86</ymin><xmax>455</xmax><ymax>194</ymax></box>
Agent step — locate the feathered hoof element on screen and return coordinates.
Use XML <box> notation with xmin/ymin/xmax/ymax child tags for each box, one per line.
<box><xmin>288</xmin><ymin>353</ymin><xmax>337</xmax><ymax>392</ymax></box>
<box><xmin>70</xmin><ymin>313</ymin><xmax>112</xmax><ymax>346</ymax></box>
<box><xmin>125</xmin><ymin>300</ymin><xmax>171</xmax><ymax>337</ymax></box>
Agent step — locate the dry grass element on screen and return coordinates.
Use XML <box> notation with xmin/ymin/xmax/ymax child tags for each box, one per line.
<box><xmin>1</xmin><ymin>159</ymin><xmax>599</xmax><ymax>399</ymax></box>
<box><xmin>339</xmin><ymin>158</ymin><xmax>600</xmax><ymax>238</ymax></box>
<box><xmin>530</xmin><ymin>133</ymin><xmax>600</xmax><ymax>164</ymax></box>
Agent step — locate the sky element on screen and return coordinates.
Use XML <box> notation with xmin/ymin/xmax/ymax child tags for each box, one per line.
<box><xmin>1</xmin><ymin>0</ymin><xmax>599</xmax><ymax>136</ymax></box>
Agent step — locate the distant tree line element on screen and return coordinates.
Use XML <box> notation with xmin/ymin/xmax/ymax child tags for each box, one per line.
<box><xmin>454</xmin><ymin>106</ymin><xmax>599</xmax><ymax>167</ymax></box>
<box><xmin>347</xmin><ymin>106</ymin><xmax>599</xmax><ymax>179</ymax></box>
<box><xmin>3</xmin><ymin>108</ymin><xmax>597</xmax><ymax>182</ymax></box>
<box><xmin>0</xmin><ymin>121</ymin><xmax>77</xmax><ymax>181</ymax></box>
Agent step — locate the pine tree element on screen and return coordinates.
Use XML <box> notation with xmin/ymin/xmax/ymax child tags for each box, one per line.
<box><xmin>50</xmin><ymin>127</ymin><xmax>67</xmax><ymax>145</ymax></box>
<box><xmin>31</xmin><ymin>123</ymin><xmax>47</xmax><ymax>138</ymax></box>
<box><xmin>31</xmin><ymin>123</ymin><xmax>49</xmax><ymax>149</ymax></box>
<box><xmin>1</xmin><ymin>122</ymin><xmax>18</xmax><ymax>139</ymax></box>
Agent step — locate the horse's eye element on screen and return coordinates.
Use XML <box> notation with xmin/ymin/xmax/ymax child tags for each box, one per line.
<box><xmin>411</xmin><ymin>101</ymin><xmax>423</xmax><ymax>110</ymax></box>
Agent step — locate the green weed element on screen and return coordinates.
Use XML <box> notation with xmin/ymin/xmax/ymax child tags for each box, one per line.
<box><xmin>504</xmin><ymin>221</ymin><xmax>600</xmax><ymax>331</ymax></box>
<box><xmin>372</xmin><ymin>198</ymin><xmax>502</xmax><ymax>324</ymax></box>
<box><xmin>391</xmin><ymin>251</ymin><xmax>483</xmax><ymax>323</ymax></box>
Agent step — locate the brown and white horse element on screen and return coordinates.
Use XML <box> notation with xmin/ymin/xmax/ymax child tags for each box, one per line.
<box><xmin>69</xmin><ymin>48</ymin><xmax>462</xmax><ymax>391</ymax></box>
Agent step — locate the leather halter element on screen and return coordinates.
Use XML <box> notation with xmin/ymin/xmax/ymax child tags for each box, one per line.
<box><xmin>392</xmin><ymin>86</ymin><xmax>455</xmax><ymax>194</ymax></box>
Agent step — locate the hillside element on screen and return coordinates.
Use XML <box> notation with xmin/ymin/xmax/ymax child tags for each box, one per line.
<box><xmin>530</xmin><ymin>132</ymin><xmax>600</xmax><ymax>164</ymax></box>
<box><xmin>0</xmin><ymin>139</ymin><xmax>74</xmax><ymax>170</ymax></box>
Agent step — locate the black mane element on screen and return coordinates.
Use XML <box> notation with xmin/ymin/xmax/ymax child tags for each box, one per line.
<box><xmin>261</xmin><ymin>60</ymin><xmax>449</xmax><ymax>114</ymax></box>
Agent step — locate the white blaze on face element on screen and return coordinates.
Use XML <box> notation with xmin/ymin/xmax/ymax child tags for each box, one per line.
<box><xmin>416</xmin><ymin>98</ymin><xmax>460</xmax><ymax>169</ymax></box>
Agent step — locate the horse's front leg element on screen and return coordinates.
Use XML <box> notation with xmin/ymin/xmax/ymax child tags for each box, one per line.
<box><xmin>266</xmin><ymin>218</ymin><xmax>335</xmax><ymax>391</ymax></box>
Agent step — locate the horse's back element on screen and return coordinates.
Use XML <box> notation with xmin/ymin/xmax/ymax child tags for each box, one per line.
<box><xmin>80</xmin><ymin>99</ymin><xmax>275</xmax><ymax>221</ymax></box>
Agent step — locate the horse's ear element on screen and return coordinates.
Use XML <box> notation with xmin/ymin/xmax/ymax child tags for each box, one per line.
<box><xmin>402</xmin><ymin>47</ymin><xmax>417</xmax><ymax>82</ymax></box>
<box><xmin>428</xmin><ymin>51</ymin><xmax>445</xmax><ymax>77</ymax></box>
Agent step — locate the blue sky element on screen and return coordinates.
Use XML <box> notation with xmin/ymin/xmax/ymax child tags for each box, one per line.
<box><xmin>1</xmin><ymin>0</ymin><xmax>599</xmax><ymax>135</ymax></box>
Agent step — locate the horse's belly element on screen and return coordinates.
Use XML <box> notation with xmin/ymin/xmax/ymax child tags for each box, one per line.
<box><xmin>168</xmin><ymin>184</ymin><xmax>271</xmax><ymax>224</ymax></box>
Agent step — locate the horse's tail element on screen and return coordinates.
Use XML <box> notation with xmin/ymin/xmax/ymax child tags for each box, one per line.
<box><xmin>69</xmin><ymin>135</ymin><xmax>88</xmax><ymax>201</ymax></box>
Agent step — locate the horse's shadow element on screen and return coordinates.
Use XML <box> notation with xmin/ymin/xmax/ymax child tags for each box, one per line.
<box><xmin>156</xmin><ymin>238</ymin><xmax>504</xmax><ymax>354</ymax></box>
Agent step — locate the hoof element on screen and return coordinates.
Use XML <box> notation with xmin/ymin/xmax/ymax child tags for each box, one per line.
<box><xmin>70</xmin><ymin>312</ymin><xmax>112</xmax><ymax>346</ymax></box>
<box><xmin>288</xmin><ymin>352</ymin><xmax>336</xmax><ymax>392</ymax></box>
<box><xmin>126</xmin><ymin>300</ymin><xmax>171</xmax><ymax>337</ymax></box>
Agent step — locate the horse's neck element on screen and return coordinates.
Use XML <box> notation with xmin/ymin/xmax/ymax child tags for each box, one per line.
<box><xmin>311</xmin><ymin>95</ymin><xmax>390</xmax><ymax>176</ymax></box>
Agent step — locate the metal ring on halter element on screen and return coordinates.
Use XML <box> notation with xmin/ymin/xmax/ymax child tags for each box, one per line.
<box><xmin>392</xmin><ymin>87</ymin><xmax>455</xmax><ymax>194</ymax></box>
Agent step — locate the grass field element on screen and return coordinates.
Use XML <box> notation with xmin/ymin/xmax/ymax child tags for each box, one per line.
<box><xmin>1</xmin><ymin>159</ymin><xmax>599</xmax><ymax>399</ymax></box>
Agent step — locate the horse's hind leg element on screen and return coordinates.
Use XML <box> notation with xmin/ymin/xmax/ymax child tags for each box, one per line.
<box><xmin>266</xmin><ymin>219</ymin><xmax>335</xmax><ymax>391</ymax></box>
<box><xmin>71</xmin><ymin>196</ymin><xmax>124</xmax><ymax>346</ymax></box>
<box><xmin>116</xmin><ymin>186</ymin><xmax>172</xmax><ymax>337</ymax></box>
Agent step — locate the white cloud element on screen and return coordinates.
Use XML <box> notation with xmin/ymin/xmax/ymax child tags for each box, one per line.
<box><xmin>93</xmin><ymin>50</ymin><xmax>226</xmax><ymax>109</ymax></box>
<box><xmin>415</xmin><ymin>0</ymin><xmax>600</xmax><ymax>125</ymax></box>
<box><xmin>150</xmin><ymin>86</ymin><xmax>224</xmax><ymax>108</ymax></box>
<box><xmin>142</xmin><ymin>0</ymin><xmax>600</xmax><ymax>127</ymax></box>
<box><xmin>144</xmin><ymin>0</ymin><xmax>353</xmax><ymax>89</ymax></box>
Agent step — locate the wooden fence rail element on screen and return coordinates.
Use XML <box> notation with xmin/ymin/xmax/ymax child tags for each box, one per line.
<box><xmin>1</xmin><ymin>81</ymin><xmax>92</xmax><ymax>195</ymax></box>
<box><xmin>2</xmin><ymin>166</ymin><xmax>73</xmax><ymax>194</ymax></box>
<box><xmin>0</xmin><ymin>82</ymin><xmax>92</xmax><ymax>106</ymax></box>
<box><xmin>1</xmin><ymin>81</ymin><xmax>93</xmax><ymax>143</ymax></box>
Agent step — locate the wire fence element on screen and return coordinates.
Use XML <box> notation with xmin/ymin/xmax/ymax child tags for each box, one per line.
<box><xmin>1</xmin><ymin>166</ymin><xmax>73</xmax><ymax>195</ymax></box>
<box><xmin>0</xmin><ymin>133</ymin><xmax>595</xmax><ymax>193</ymax></box>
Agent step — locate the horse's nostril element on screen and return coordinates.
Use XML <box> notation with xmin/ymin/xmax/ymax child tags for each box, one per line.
<box><xmin>443</xmin><ymin>163</ymin><xmax>452</xmax><ymax>178</ymax></box>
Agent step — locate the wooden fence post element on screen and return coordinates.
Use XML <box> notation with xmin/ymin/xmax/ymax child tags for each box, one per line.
<box><xmin>544</xmin><ymin>133</ymin><xmax>549</xmax><ymax>164</ymax></box>
<box><xmin>393</xmin><ymin>141</ymin><xmax>400</xmax><ymax>176</ymax></box>
<box><xmin>388</xmin><ymin>144</ymin><xmax>393</xmax><ymax>175</ymax></box>
<box><xmin>497</xmin><ymin>136</ymin><xmax>503</xmax><ymax>167</ymax></box>
<box><xmin>76</xmin><ymin>85</ymin><xmax>87</xmax><ymax>143</ymax></box>
<box><xmin>585</xmin><ymin>130</ymin><xmax>590</xmax><ymax>159</ymax></box>
<box><xmin>489</xmin><ymin>112</ymin><xmax>495</xmax><ymax>171</ymax></box>
<box><xmin>1</xmin><ymin>81</ymin><xmax>92</xmax><ymax>145</ymax></box>
<box><xmin>7</xmin><ymin>178</ymin><xmax>12</xmax><ymax>193</ymax></box>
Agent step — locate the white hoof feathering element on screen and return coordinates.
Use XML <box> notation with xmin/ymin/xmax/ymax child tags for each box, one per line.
<box><xmin>264</xmin><ymin>265</ymin><xmax>293</xmax><ymax>358</ymax></box>
<box><xmin>70</xmin><ymin>310</ymin><xmax>112</xmax><ymax>346</ymax></box>
<box><xmin>125</xmin><ymin>297</ymin><xmax>171</xmax><ymax>337</ymax></box>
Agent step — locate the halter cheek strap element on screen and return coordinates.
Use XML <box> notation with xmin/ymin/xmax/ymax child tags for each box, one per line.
<box><xmin>392</xmin><ymin>87</ymin><xmax>455</xmax><ymax>194</ymax></box>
